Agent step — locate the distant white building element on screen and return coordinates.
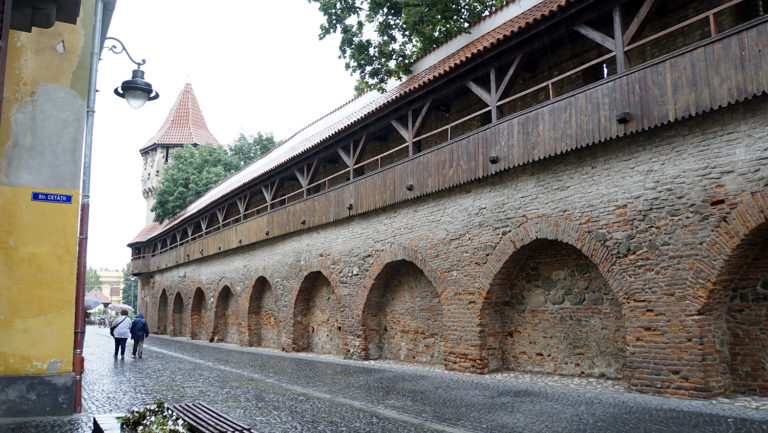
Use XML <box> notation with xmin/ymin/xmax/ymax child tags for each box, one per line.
<box><xmin>96</xmin><ymin>269</ymin><xmax>123</xmax><ymax>305</ymax></box>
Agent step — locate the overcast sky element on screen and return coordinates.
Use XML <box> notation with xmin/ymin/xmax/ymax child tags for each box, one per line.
<box><xmin>88</xmin><ymin>0</ymin><xmax>357</xmax><ymax>270</ymax></box>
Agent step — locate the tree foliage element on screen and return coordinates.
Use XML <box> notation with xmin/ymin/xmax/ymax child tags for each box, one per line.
<box><xmin>85</xmin><ymin>266</ymin><xmax>101</xmax><ymax>292</ymax></box>
<box><xmin>151</xmin><ymin>145</ymin><xmax>237</xmax><ymax>222</ymax></box>
<box><xmin>309</xmin><ymin>0</ymin><xmax>505</xmax><ymax>92</ymax></box>
<box><xmin>151</xmin><ymin>133</ymin><xmax>279</xmax><ymax>223</ymax></box>
<box><xmin>228</xmin><ymin>132</ymin><xmax>280</xmax><ymax>170</ymax></box>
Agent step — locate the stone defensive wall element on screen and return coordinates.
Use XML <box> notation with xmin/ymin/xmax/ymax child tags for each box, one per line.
<box><xmin>130</xmin><ymin>0</ymin><xmax>768</xmax><ymax>398</ymax></box>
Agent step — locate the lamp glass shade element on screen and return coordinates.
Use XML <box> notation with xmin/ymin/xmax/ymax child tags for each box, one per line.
<box><xmin>124</xmin><ymin>89</ymin><xmax>149</xmax><ymax>109</ymax></box>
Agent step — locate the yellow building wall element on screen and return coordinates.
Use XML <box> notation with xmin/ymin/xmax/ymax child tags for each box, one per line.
<box><xmin>0</xmin><ymin>2</ymin><xmax>94</xmax><ymax>377</ymax></box>
<box><xmin>0</xmin><ymin>187</ymin><xmax>80</xmax><ymax>375</ymax></box>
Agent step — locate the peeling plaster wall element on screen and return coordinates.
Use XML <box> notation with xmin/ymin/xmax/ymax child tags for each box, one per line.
<box><xmin>0</xmin><ymin>0</ymin><xmax>95</xmax><ymax>418</ymax></box>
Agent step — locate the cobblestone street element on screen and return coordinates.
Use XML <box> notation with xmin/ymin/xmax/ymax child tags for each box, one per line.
<box><xmin>2</xmin><ymin>325</ymin><xmax>767</xmax><ymax>432</ymax></box>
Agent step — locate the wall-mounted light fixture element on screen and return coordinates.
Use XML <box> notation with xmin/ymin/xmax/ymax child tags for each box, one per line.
<box><xmin>103</xmin><ymin>37</ymin><xmax>159</xmax><ymax>109</ymax></box>
<box><xmin>616</xmin><ymin>111</ymin><xmax>631</xmax><ymax>124</ymax></box>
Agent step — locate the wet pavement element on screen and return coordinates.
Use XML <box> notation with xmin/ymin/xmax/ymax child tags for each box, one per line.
<box><xmin>1</xmin><ymin>324</ymin><xmax>767</xmax><ymax>432</ymax></box>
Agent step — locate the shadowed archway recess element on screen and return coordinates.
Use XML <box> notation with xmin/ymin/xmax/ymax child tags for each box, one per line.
<box><xmin>190</xmin><ymin>287</ymin><xmax>207</xmax><ymax>341</ymax></box>
<box><xmin>362</xmin><ymin>259</ymin><xmax>444</xmax><ymax>364</ymax></box>
<box><xmin>247</xmin><ymin>276</ymin><xmax>281</xmax><ymax>348</ymax></box>
<box><xmin>293</xmin><ymin>271</ymin><xmax>343</xmax><ymax>355</ymax></box>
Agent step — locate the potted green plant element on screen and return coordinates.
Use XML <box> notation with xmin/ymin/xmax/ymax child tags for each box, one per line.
<box><xmin>119</xmin><ymin>399</ymin><xmax>188</xmax><ymax>433</ymax></box>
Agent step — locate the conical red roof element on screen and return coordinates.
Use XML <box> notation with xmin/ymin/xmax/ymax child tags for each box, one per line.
<box><xmin>140</xmin><ymin>83</ymin><xmax>220</xmax><ymax>153</ymax></box>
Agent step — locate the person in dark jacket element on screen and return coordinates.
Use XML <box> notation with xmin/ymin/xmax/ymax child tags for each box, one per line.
<box><xmin>129</xmin><ymin>312</ymin><xmax>150</xmax><ymax>358</ymax></box>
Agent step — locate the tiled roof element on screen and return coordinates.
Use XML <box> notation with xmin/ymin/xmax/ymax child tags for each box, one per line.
<box><xmin>130</xmin><ymin>222</ymin><xmax>160</xmax><ymax>243</ymax></box>
<box><xmin>86</xmin><ymin>289</ymin><xmax>110</xmax><ymax>303</ymax></box>
<box><xmin>129</xmin><ymin>0</ymin><xmax>576</xmax><ymax>244</ymax></box>
<box><xmin>140</xmin><ymin>83</ymin><xmax>220</xmax><ymax>153</ymax></box>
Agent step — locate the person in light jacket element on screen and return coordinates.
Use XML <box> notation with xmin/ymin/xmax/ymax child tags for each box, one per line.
<box><xmin>130</xmin><ymin>312</ymin><xmax>150</xmax><ymax>358</ymax></box>
<box><xmin>112</xmin><ymin>309</ymin><xmax>132</xmax><ymax>359</ymax></box>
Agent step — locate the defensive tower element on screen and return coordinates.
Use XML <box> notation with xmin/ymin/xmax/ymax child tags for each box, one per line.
<box><xmin>140</xmin><ymin>83</ymin><xmax>219</xmax><ymax>224</ymax></box>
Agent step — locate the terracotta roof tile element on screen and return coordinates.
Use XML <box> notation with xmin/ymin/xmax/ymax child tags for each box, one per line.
<box><xmin>130</xmin><ymin>0</ymin><xmax>576</xmax><ymax>244</ymax></box>
<box><xmin>129</xmin><ymin>222</ymin><xmax>161</xmax><ymax>244</ymax></box>
<box><xmin>140</xmin><ymin>83</ymin><xmax>220</xmax><ymax>153</ymax></box>
<box><xmin>86</xmin><ymin>289</ymin><xmax>110</xmax><ymax>303</ymax></box>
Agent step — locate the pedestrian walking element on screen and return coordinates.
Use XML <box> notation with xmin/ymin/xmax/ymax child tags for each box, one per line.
<box><xmin>111</xmin><ymin>309</ymin><xmax>132</xmax><ymax>359</ymax></box>
<box><xmin>130</xmin><ymin>312</ymin><xmax>150</xmax><ymax>358</ymax></box>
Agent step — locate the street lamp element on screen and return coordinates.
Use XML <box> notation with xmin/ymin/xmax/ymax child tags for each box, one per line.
<box><xmin>73</xmin><ymin>0</ymin><xmax>160</xmax><ymax>414</ymax></box>
<box><xmin>103</xmin><ymin>37</ymin><xmax>160</xmax><ymax>109</ymax></box>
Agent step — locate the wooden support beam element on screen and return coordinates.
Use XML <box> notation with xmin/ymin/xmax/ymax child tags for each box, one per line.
<box><xmin>466</xmin><ymin>80</ymin><xmax>492</xmax><ymax>105</ymax></box>
<box><xmin>185</xmin><ymin>223</ymin><xmax>194</xmax><ymax>239</ymax></box>
<box><xmin>468</xmin><ymin>56</ymin><xmax>523</xmax><ymax>123</ymax></box>
<box><xmin>574</xmin><ymin>24</ymin><xmax>616</xmax><ymax>50</ymax></box>
<box><xmin>200</xmin><ymin>215</ymin><xmax>209</xmax><ymax>232</ymax></box>
<box><xmin>575</xmin><ymin>15</ymin><xmax>628</xmax><ymax>74</ymax></box>
<box><xmin>261</xmin><ymin>179</ymin><xmax>279</xmax><ymax>211</ymax></box>
<box><xmin>624</xmin><ymin>0</ymin><xmax>657</xmax><ymax>45</ymax></box>
<box><xmin>293</xmin><ymin>169</ymin><xmax>306</xmax><ymax>188</ymax></box>
<box><xmin>393</xmin><ymin>101</ymin><xmax>432</xmax><ymax>156</ymax></box>
<box><xmin>408</xmin><ymin>110</ymin><xmax>414</xmax><ymax>155</ymax></box>
<box><xmin>337</xmin><ymin>146</ymin><xmax>352</xmax><ymax>167</ymax></box>
<box><xmin>353</xmin><ymin>134</ymin><xmax>366</xmax><ymax>163</ymax></box>
<box><xmin>391</xmin><ymin>118</ymin><xmax>409</xmax><ymax>142</ymax></box>
<box><xmin>216</xmin><ymin>205</ymin><xmax>226</xmax><ymax>226</ymax></box>
<box><xmin>498</xmin><ymin>53</ymin><xmax>523</xmax><ymax>98</ymax></box>
<box><xmin>613</xmin><ymin>5</ymin><xmax>628</xmax><ymax>73</ymax></box>
<box><xmin>294</xmin><ymin>159</ymin><xmax>318</xmax><ymax>197</ymax></box>
<box><xmin>412</xmin><ymin>100</ymin><xmax>431</xmax><ymax>138</ymax></box>
<box><xmin>709</xmin><ymin>13</ymin><xmax>718</xmax><ymax>36</ymax></box>
<box><xmin>489</xmin><ymin>68</ymin><xmax>498</xmax><ymax>122</ymax></box>
<box><xmin>236</xmin><ymin>193</ymin><xmax>250</xmax><ymax>217</ymax></box>
<box><xmin>337</xmin><ymin>134</ymin><xmax>366</xmax><ymax>180</ymax></box>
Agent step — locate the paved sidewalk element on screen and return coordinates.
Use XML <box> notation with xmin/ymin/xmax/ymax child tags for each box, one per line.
<box><xmin>1</xmin><ymin>325</ymin><xmax>767</xmax><ymax>432</ymax></box>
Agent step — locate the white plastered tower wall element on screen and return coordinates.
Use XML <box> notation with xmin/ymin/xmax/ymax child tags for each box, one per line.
<box><xmin>141</xmin><ymin>145</ymin><xmax>166</xmax><ymax>225</ymax></box>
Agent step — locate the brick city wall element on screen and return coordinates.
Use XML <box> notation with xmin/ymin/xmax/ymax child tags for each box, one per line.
<box><xmin>138</xmin><ymin>96</ymin><xmax>768</xmax><ymax>398</ymax></box>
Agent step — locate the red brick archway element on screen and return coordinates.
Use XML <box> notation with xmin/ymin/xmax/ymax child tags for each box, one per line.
<box><xmin>246</xmin><ymin>275</ymin><xmax>281</xmax><ymax>348</ymax></box>
<box><xmin>684</xmin><ymin>191</ymin><xmax>768</xmax><ymax>395</ymax></box>
<box><xmin>290</xmin><ymin>264</ymin><xmax>344</xmax><ymax>355</ymax></box>
<box><xmin>479</xmin><ymin>217</ymin><xmax>630</xmax><ymax>375</ymax></box>
<box><xmin>359</xmin><ymin>246</ymin><xmax>443</xmax><ymax>305</ymax></box>
<box><xmin>189</xmin><ymin>286</ymin><xmax>207</xmax><ymax>341</ymax></box>
<box><xmin>686</xmin><ymin>191</ymin><xmax>768</xmax><ymax>310</ymax></box>
<box><xmin>482</xmin><ymin>217</ymin><xmax>630</xmax><ymax>302</ymax></box>
<box><xmin>171</xmin><ymin>291</ymin><xmax>185</xmax><ymax>337</ymax></box>
<box><xmin>361</xmin><ymin>259</ymin><xmax>444</xmax><ymax>364</ymax></box>
<box><xmin>212</xmin><ymin>278</ymin><xmax>238</xmax><ymax>344</ymax></box>
<box><xmin>156</xmin><ymin>289</ymin><xmax>169</xmax><ymax>334</ymax></box>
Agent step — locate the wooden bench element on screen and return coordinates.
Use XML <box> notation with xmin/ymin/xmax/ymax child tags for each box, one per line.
<box><xmin>93</xmin><ymin>413</ymin><xmax>123</xmax><ymax>433</ymax></box>
<box><xmin>168</xmin><ymin>402</ymin><xmax>255</xmax><ymax>433</ymax></box>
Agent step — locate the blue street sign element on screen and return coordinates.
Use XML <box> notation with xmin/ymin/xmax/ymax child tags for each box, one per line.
<box><xmin>31</xmin><ymin>192</ymin><xmax>73</xmax><ymax>204</ymax></box>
